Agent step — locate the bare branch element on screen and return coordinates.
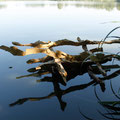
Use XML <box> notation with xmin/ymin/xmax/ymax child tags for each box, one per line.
<box><xmin>12</xmin><ymin>39</ymin><xmax>120</xmax><ymax>48</ymax></box>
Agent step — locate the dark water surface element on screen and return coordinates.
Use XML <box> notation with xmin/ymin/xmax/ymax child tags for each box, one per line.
<box><xmin>0</xmin><ymin>0</ymin><xmax>120</xmax><ymax>120</ymax></box>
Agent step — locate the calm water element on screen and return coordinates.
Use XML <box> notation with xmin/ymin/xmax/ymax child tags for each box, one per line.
<box><xmin>0</xmin><ymin>0</ymin><xmax>120</xmax><ymax>120</ymax></box>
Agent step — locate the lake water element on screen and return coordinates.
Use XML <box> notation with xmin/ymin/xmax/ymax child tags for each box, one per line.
<box><xmin>0</xmin><ymin>0</ymin><xmax>120</xmax><ymax>120</ymax></box>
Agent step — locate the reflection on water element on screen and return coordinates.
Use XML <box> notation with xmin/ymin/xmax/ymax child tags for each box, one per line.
<box><xmin>0</xmin><ymin>36</ymin><xmax>120</xmax><ymax>119</ymax></box>
<box><xmin>0</xmin><ymin>0</ymin><xmax>120</xmax><ymax>119</ymax></box>
<box><xmin>96</xmin><ymin>81</ymin><xmax>120</xmax><ymax>120</ymax></box>
<box><xmin>79</xmin><ymin>81</ymin><xmax>120</xmax><ymax>120</ymax></box>
<box><xmin>0</xmin><ymin>0</ymin><xmax>120</xmax><ymax>11</ymax></box>
<box><xmin>9</xmin><ymin>64</ymin><xmax>120</xmax><ymax>113</ymax></box>
<box><xmin>10</xmin><ymin>65</ymin><xmax>95</xmax><ymax>111</ymax></box>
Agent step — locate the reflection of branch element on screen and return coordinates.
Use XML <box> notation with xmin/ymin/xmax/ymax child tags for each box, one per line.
<box><xmin>10</xmin><ymin>92</ymin><xmax>55</xmax><ymax>106</ymax></box>
<box><xmin>16</xmin><ymin>64</ymin><xmax>120</xmax><ymax>80</ymax></box>
<box><xmin>95</xmin><ymin>79</ymin><xmax>120</xmax><ymax>120</ymax></box>
<box><xmin>36</xmin><ymin>77</ymin><xmax>53</xmax><ymax>83</ymax></box>
<box><xmin>97</xmin><ymin>110</ymin><xmax>115</xmax><ymax>120</ymax></box>
<box><xmin>110</xmin><ymin>80</ymin><xmax>120</xmax><ymax>99</ymax></box>
<box><xmin>79</xmin><ymin>107</ymin><xmax>93</xmax><ymax>120</ymax></box>
<box><xmin>63</xmin><ymin>81</ymin><xmax>94</xmax><ymax>95</ymax></box>
<box><xmin>100</xmin><ymin>69</ymin><xmax>120</xmax><ymax>81</ymax></box>
<box><xmin>88</xmin><ymin>68</ymin><xmax>105</xmax><ymax>92</ymax></box>
<box><xmin>100</xmin><ymin>103</ymin><xmax>120</xmax><ymax>111</ymax></box>
<box><xmin>52</xmin><ymin>80</ymin><xmax>66</xmax><ymax>111</ymax></box>
<box><xmin>9</xmin><ymin>80</ymin><xmax>94</xmax><ymax>110</ymax></box>
<box><xmin>92</xmin><ymin>64</ymin><xmax>120</xmax><ymax>74</ymax></box>
<box><xmin>16</xmin><ymin>71</ymin><xmax>50</xmax><ymax>79</ymax></box>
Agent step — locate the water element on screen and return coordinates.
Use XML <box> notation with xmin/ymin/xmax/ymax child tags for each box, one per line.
<box><xmin>0</xmin><ymin>0</ymin><xmax>120</xmax><ymax>120</ymax></box>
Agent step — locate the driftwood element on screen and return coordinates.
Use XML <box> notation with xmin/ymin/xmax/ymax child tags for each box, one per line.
<box><xmin>0</xmin><ymin>38</ymin><xmax>120</xmax><ymax>85</ymax></box>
